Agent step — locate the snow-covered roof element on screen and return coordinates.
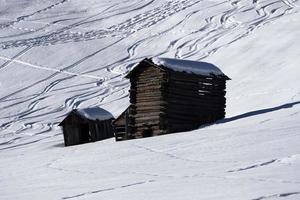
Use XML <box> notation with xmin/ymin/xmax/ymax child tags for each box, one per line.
<box><xmin>76</xmin><ymin>107</ymin><xmax>114</xmax><ymax>121</ymax></box>
<box><xmin>152</xmin><ymin>57</ymin><xmax>226</xmax><ymax>77</ymax></box>
<box><xmin>126</xmin><ymin>58</ymin><xmax>229</xmax><ymax>78</ymax></box>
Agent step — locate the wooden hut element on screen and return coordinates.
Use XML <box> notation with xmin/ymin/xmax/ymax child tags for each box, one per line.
<box><xmin>59</xmin><ymin>107</ymin><xmax>114</xmax><ymax>146</ymax></box>
<box><xmin>117</xmin><ymin>57</ymin><xmax>230</xmax><ymax>141</ymax></box>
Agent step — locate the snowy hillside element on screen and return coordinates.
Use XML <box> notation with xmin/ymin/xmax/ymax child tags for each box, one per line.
<box><xmin>0</xmin><ymin>0</ymin><xmax>300</xmax><ymax>199</ymax></box>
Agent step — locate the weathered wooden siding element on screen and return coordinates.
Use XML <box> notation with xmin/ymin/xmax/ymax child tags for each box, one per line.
<box><xmin>129</xmin><ymin>63</ymin><xmax>168</xmax><ymax>138</ymax></box>
<box><xmin>90</xmin><ymin>119</ymin><xmax>114</xmax><ymax>141</ymax></box>
<box><xmin>63</xmin><ymin>125</ymin><xmax>80</xmax><ymax>146</ymax></box>
<box><xmin>165</xmin><ymin>71</ymin><xmax>226</xmax><ymax>133</ymax></box>
<box><xmin>63</xmin><ymin>124</ymin><xmax>90</xmax><ymax>146</ymax></box>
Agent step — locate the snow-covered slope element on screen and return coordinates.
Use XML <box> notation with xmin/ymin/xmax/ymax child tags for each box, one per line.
<box><xmin>0</xmin><ymin>0</ymin><xmax>300</xmax><ymax>199</ymax></box>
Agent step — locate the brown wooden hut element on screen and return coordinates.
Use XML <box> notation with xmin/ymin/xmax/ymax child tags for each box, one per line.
<box><xmin>116</xmin><ymin>57</ymin><xmax>230</xmax><ymax>141</ymax></box>
<box><xmin>59</xmin><ymin>107</ymin><xmax>114</xmax><ymax>146</ymax></box>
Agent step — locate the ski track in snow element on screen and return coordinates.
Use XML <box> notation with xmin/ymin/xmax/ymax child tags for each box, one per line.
<box><xmin>132</xmin><ymin>143</ymin><xmax>231</xmax><ymax>164</ymax></box>
<box><xmin>227</xmin><ymin>159</ymin><xmax>278</xmax><ymax>172</ymax></box>
<box><xmin>1</xmin><ymin>0</ymin><xmax>295</xmax><ymax>50</ymax></box>
<box><xmin>0</xmin><ymin>0</ymin><xmax>201</xmax><ymax>49</ymax></box>
<box><xmin>0</xmin><ymin>46</ymin><xmax>32</xmax><ymax>70</ymax></box>
<box><xmin>0</xmin><ymin>0</ymin><xmax>71</xmax><ymax>29</ymax></box>
<box><xmin>62</xmin><ymin>180</ymin><xmax>156</xmax><ymax>199</ymax></box>
<box><xmin>251</xmin><ymin>191</ymin><xmax>300</xmax><ymax>200</ymax></box>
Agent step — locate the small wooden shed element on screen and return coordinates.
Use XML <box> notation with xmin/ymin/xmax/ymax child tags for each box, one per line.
<box><xmin>59</xmin><ymin>107</ymin><xmax>114</xmax><ymax>146</ymax></box>
<box><xmin>116</xmin><ymin>57</ymin><xmax>230</xmax><ymax>141</ymax></box>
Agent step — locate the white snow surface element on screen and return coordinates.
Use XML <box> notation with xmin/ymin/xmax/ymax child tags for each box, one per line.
<box><xmin>76</xmin><ymin>107</ymin><xmax>114</xmax><ymax>121</ymax></box>
<box><xmin>152</xmin><ymin>57</ymin><xmax>226</xmax><ymax>76</ymax></box>
<box><xmin>0</xmin><ymin>0</ymin><xmax>300</xmax><ymax>199</ymax></box>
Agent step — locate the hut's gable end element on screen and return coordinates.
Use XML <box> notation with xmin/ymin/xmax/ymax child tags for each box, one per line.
<box><xmin>113</xmin><ymin>108</ymin><xmax>130</xmax><ymax>141</ymax></box>
<box><xmin>129</xmin><ymin>63</ymin><xmax>165</xmax><ymax>82</ymax></box>
<box><xmin>63</xmin><ymin>124</ymin><xmax>86</xmax><ymax>146</ymax></box>
<box><xmin>59</xmin><ymin>112</ymin><xmax>89</xmax><ymax>146</ymax></box>
<box><xmin>128</xmin><ymin>63</ymin><xmax>168</xmax><ymax>138</ymax></box>
<box><xmin>59</xmin><ymin>111</ymin><xmax>86</xmax><ymax>126</ymax></box>
<box><xmin>113</xmin><ymin>113</ymin><xmax>126</xmax><ymax>126</ymax></box>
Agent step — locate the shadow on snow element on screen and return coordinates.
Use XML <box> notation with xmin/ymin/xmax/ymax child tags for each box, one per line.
<box><xmin>217</xmin><ymin>101</ymin><xmax>300</xmax><ymax>124</ymax></box>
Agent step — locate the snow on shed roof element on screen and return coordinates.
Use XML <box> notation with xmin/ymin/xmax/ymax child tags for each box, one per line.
<box><xmin>126</xmin><ymin>58</ymin><xmax>229</xmax><ymax>79</ymax></box>
<box><xmin>152</xmin><ymin>57</ymin><xmax>226</xmax><ymax>77</ymax></box>
<box><xmin>76</xmin><ymin>107</ymin><xmax>114</xmax><ymax>121</ymax></box>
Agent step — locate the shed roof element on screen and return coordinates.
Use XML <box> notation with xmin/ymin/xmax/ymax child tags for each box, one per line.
<box><xmin>126</xmin><ymin>57</ymin><xmax>230</xmax><ymax>79</ymax></box>
<box><xmin>76</xmin><ymin>107</ymin><xmax>114</xmax><ymax>121</ymax></box>
<box><xmin>59</xmin><ymin>107</ymin><xmax>114</xmax><ymax>126</ymax></box>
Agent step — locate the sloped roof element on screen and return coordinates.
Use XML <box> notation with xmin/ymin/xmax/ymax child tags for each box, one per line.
<box><xmin>59</xmin><ymin>107</ymin><xmax>114</xmax><ymax>126</ymax></box>
<box><xmin>76</xmin><ymin>107</ymin><xmax>114</xmax><ymax>121</ymax></box>
<box><xmin>125</xmin><ymin>57</ymin><xmax>230</xmax><ymax>79</ymax></box>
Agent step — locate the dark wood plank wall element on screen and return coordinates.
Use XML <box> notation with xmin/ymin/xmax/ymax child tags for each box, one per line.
<box><xmin>62</xmin><ymin>113</ymin><xmax>85</xmax><ymax>146</ymax></box>
<box><xmin>63</xmin><ymin>125</ymin><xmax>79</xmax><ymax>146</ymax></box>
<box><xmin>166</xmin><ymin>71</ymin><xmax>226</xmax><ymax>133</ymax></box>
<box><xmin>90</xmin><ymin>119</ymin><xmax>114</xmax><ymax>141</ymax></box>
<box><xmin>129</xmin><ymin>65</ymin><xmax>168</xmax><ymax>138</ymax></box>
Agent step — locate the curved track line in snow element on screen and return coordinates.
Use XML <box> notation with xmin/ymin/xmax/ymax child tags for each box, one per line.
<box><xmin>0</xmin><ymin>46</ymin><xmax>32</xmax><ymax>70</ymax></box>
<box><xmin>93</xmin><ymin>6</ymin><xmax>208</xmax><ymax>76</ymax></box>
<box><xmin>3</xmin><ymin>3</ymin><xmax>119</xmax><ymax>39</ymax></box>
<box><xmin>0</xmin><ymin>0</ymin><xmax>71</xmax><ymax>29</ymax></box>
<box><xmin>2</xmin><ymin>29</ymin><xmax>125</xmax><ymax>107</ymax></box>
<box><xmin>172</xmin><ymin>0</ymin><xmax>298</xmax><ymax>60</ymax></box>
<box><xmin>132</xmin><ymin>143</ymin><xmax>234</xmax><ymax>164</ymax></box>
<box><xmin>62</xmin><ymin>180</ymin><xmax>156</xmax><ymax>199</ymax></box>
<box><xmin>0</xmin><ymin>3</ymin><xmax>116</xmax><ymax>45</ymax></box>
<box><xmin>251</xmin><ymin>191</ymin><xmax>300</xmax><ymax>200</ymax></box>
<box><xmin>0</xmin><ymin>127</ymin><xmax>53</xmax><ymax>151</ymax></box>
<box><xmin>227</xmin><ymin>159</ymin><xmax>278</xmax><ymax>172</ymax></box>
<box><xmin>0</xmin><ymin>44</ymin><xmax>114</xmax><ymax>131</ymax></box>
<box><xmin>0</xmin><ymin>0</ymin><xmax>202</xmax><ymax>49</ymax></box>
<box><xmin>0</xmin><ymin>55</ymin><xmax>102</xmax><ymax>80</ymax></box>
<box><xmin>75</xmin><ymin>0</ymin><xmax>157</xmax><ymax>27</ymax></box>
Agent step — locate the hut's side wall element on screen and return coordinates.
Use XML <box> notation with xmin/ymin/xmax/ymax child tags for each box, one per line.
<box><xmin>166</xmin><ymin>71</ymin><xmax>226</xmax><ymax>133</ymax></box>
<box><xmin>90</xmin><ymin>119</ymin><xmax>114</xmax><ymax>141</ymax></box>
<box><xmin>129</xmin><ymin>65</ymin><xmax>168</xmax><ymax>138</ymax></box>
<box><xmin>62</xmin><ymin>113</ymin><xmax>86</xmax><ymax>146</ymax></box>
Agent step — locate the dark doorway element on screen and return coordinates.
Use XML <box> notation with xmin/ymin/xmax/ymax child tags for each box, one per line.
<box><xmin>142</xmin><ymin>124</ymin><xmax>153</xmax><ymax>137</ymax></box>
